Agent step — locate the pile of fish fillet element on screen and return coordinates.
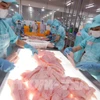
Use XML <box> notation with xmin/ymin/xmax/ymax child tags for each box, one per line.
<box><xmin>8</xmin><ymin>50</ymin><xmax>95</xmax><ymax>100</ymax></box>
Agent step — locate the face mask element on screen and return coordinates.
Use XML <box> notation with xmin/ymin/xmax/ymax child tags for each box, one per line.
<box><xmin>91</xmin><ymin>30</ymin><xmax>100</xmax><ymax>38</ymax></box>
<box><xmin>46</xmin><ymin>25</ymin><xmax>51</xmax><ymax>31</ymax></box>
<box><xmin>0</xmin><ymin>8</ymin><xmax>8</xmax><ymax>18</ymax></box>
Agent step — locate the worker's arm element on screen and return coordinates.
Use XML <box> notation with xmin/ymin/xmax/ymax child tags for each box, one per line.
<box><xmin>63</xmin><ymin>46</ymin><xmax>82</xmax><ymax>56</ymax></box>
<box><xmin>16</xmin><ymin>39</ymin><xmax>26</xmax><ymax>48</ymax></box>
<box><xmin>54</xmin><ymin>35</ymin><xmax>60</xmax><ymax>42</ymax></box>
<box><xmin>72</xmin><ymin>46</ymin><xmax>82</xmax><ymax>52</ymax></box>
<box><xmin>63</xmin><ymin>37</ymin><xmax>89</xmax><ymax>56</ymax></box>
<box><xmin>16</xmin><ymin>39</ymin><xmax>38</xmax><ymax>54</ymax></box>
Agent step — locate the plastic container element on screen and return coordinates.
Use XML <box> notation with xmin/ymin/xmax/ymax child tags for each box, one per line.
<box><xmin>25</xmin><ymin>39</ymin><xmax>50</xmax><ymax>49</ymax></box>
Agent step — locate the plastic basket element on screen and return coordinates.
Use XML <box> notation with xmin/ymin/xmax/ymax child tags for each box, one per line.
<box><xmin>25</xmin><ymin>39</ymin><xmax>50</xmax><ymax>49</ymax></box>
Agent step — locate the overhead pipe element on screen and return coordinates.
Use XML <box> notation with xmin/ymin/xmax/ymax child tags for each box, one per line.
<box><xmin>66</xmin><ymin>0</ymin><xmax>73</xmax><ymax>26</ymax></box>
<box><xmin>72</xmin><ymin>0</ymin><xmax>83</xmax><ymax>34</ymax></box>
<box><xmin>69</xmin><ymin>0</ymin><xmax>76</xmax><ymax>28</ymax></box>
<box><xmin>19</xmin><ymin>0</ymin><xmax>22</xmax><ymax>15</ymax></box>
<box><xmin>78</xmin><ymin>0</ymin><xmax>84</xmax><ymax>30</ymax></box>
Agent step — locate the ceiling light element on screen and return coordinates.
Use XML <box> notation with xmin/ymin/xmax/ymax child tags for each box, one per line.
<box><xmin>62</xmin><ymin>17</ymin><xmax>63</xmax><ymax>19</ymax></box>
<box><xmin>66</xmin><ymin>0</ymin><xmax>74</xmax><ymax>6</ymax></box>
<box><xmin>16</xmin><ymin>5</ymin><xmax>19</xmax><ymax>8</ymax></box>
<box><xmin>29</xmin><ymin>4</ymin><xmax>30</xmax><ymax>6</ymax></box>
<box><xmin>49</xmin><ymin>0</ymin><xmax>51</xmax><ymax>1</ymax></box>
<box><xmin>43</xmin><ymin>7</ymin><xmax>45</xmax><ymax>8</ymax></box>
<box><xmin>47</xmin><ymin>14</ymin><xmax>49</xmax><ymax>17</ymax></box>
<box><xmin>11</xmin><ymin>9</ymin><xmax>14</xmax><ymax>11</ymax></box>
<box><xmin>86</xmin><ymin>3</ymin><xmax>94</xmax><ymax>6</ymax></box>
<box><xmin>73</xmin><ymin>14</ymin><xmax>76</xmax><ymax>16</ymax></box>
<box><xmin>89</xmin><ymin>18</ymin><xmax>93</xmax><ymax>20</ymax></box>
<box><xmin>29</xmin><ymin>7</ymin><xmax>33</xmax><ymax>12</ymax></box>
<box><xmin>49</xmin><ymin>12</ymin><xmax>52</xmax><ymax>15</ymax></box>
<box><xmin>66</xmin><ymin>0</ymin><xmax>71</xmax><ymax>4</ymax></box>
<box><xmin>96</xmin><ymin>8</ymin><xmax>100</xmax><ymax>12</ymax></box>
<box><xmin>41</xmin><ymin>8</ymin><xmax>45</xmax><ymax>12</ymax></box>
<box><xmin>57</xmin><ymin>9</ymin><xmax>60</xmax><ymax>11</ymax></box>
<box><xmin>86</xmin><ymin>3</ymin><xmax>94</xmax><ymax>9</ymax></box>
<box><xmin>86</xmin><ymin>5</ymin><xmax>94</xmax><ymax>9</ymax></box>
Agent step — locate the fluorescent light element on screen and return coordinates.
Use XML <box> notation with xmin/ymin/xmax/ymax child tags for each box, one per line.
<box><xmin>11</xmin><ymin>9</ymin><xmax>14</xmax><ymax>11</ymax></box>
<box><xmin>29</xmin><ymin>7</ymin><xmax>33</xmax><ymax>12</ymax></box>
<box><xmin>50</xmin><ymin>12</ymin><xmax>52</xmax><ymax>15</ymax></box>
<box><xmin>86</xmin><ymin>3</ymin><xmax>94</xmax><ymax>9</ymax></box>
<box><xmin>67</xmin><ymin>3</ymin><xmax>71</xmax><ymax>6</ymax></box>
<box><xmin>86</xmin><ymin>3</ymin><xmax>94</xmax><ymax>6</ymax></box>
<box><xmin>41</xmin><ymin>8</ymin><xmax>45</xmax><ymax>11</ymax></box>
<box><xmin>66</xmin><ymin>0</ymin><xmax>74</xmax><ymax>6</ymax></box>
<box><xmin>16</xmin><ymin>5</ymin><xmax>19</xmax><ymax>8</ymax></box>
<box><xmin>86</xmin><ymin>5</ymin><xmax>94</xmax><ymax>9</ymax></box>
<box><xmin>89</xmin><ymin>18</ymin><xmax>93</xmax><ymax>20</ymax></box>
<box><xmin>96</xmin><ymin>8</ymin><xmax>100</xmax><ymax>12</ymax></box>
<box><xmin>66</xmin><ymin>0</ymin><xmax>71</xmax><ymax>4</ymax></box>
<box><xmin>57</xmin><ymin>8</ymin><xmax>60</xmax><ymax>11</ymax></box>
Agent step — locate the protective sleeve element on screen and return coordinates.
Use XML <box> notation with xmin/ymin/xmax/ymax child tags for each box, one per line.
<box><xmin>7</xmin><ymin>22</ymin><xmax>18</xmax><ymax>43</ymax></box>
<box><xmin>57</xmin><ymin>26</ymin><xmax>66</xmax><ymax>39</ymax></box>
<box><xmin>79</xmin><ymin>37</ymin><xmax>90</xmax><ymax>49</ymax></box>
<box><xmin>81</xmin><ymin>29</ymin><xmax>89</xmax><ymax>39</ymax></box>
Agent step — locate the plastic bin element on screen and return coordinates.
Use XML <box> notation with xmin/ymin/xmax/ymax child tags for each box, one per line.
<box><xmin>25</xmin><ymin>39</ymin><xmax>50</xmax><ymax>49</ymax></box>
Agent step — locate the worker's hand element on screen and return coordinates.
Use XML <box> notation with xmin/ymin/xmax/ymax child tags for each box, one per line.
<box><xmin>63</xmin><ymin>47</ymin><xmax>73</xmax><ymax>56</ymax></box>
<box><xmin>76</xmin><ymin>62</ymin><xmax>100</xmax><ymax>71</ymax></box>
<box><xmin>47</xmin><ymin>43</ymin><xmax>54</xmax><ymax>48</ymax></box>
<box><xmin>6</xmin><ymin>52</ymin><xmax>19</xmax><ymax>63</ymax></box>
<box><xmin>0</xmin><ymin>59</ymin><xmax>15</xmax><ymax>72</ymax></box>
<box><xmin>24</xmin><ymin>44</ymin><xmax>38</xmax><ymax>55</ymax></box>
<box><xmin>50</xmin><ymin>35</ymin><xmax>56</xmax><ymax>42</ymax></box>
<box><xmin>54</xmin><ymin>35</ymin><xmax>60</xmax><ymax>42</ymax></box>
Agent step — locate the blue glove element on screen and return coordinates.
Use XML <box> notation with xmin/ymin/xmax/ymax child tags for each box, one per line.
<box><xmin>50</xmin><ymin>35</ymin><xmax>56</xmax><ymax>43</ymax></box>
<box><xmin>24</xmin><ymin>44</ymin><xmax>38</xmax><ymax>55</ymax></box>
<box><xmin>63</xmin><ymin>47</ymin><xmax>73</xmax><ymax>55</ymax></box>
<box><xmin>76</xmin><ymin>62</ymin><xmax>100</xmax><ymax>71</ymax></box>
<box><xmin>0</xmin><ymin>59</ymin><xmax>15</xmax><ymax>72</ymax></box>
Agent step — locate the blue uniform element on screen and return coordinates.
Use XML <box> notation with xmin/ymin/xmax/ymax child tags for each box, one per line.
<box><xmin>54</xmin><ymin>26</ymin><xmax>65</xmax><ymax>50</ymax></box>
<box><xmin>74</xmin><ymin>29</ymin><xmax>89</xmax><ymax>63</ymax></box>
<box><xmin>6</xmin><ymin>18</ymin><xmax>16</xmax><ymax>32</ymax></box>
<box><xmin>51</xmin><ymin>19</ymin><xmax>65</xmax><ymax>50</ymax></box>
<box><xmin>6</xmin><ymin>12</ymin><xmax>23</xmax><ymax>33</ymax></box>
<box><xmin>74</xmin><ymin>23</ymin><xmax>91</xmax><ymax>63</ymax></box>
<box><xmin>0</xmin><ymin>19</ymin><xmax>18</xmax><ymax>58</ymax></box>
<box><xmin>78</xmin><ymin>36</ymin><xmax>100</xmax><ymax>81</ymax></box>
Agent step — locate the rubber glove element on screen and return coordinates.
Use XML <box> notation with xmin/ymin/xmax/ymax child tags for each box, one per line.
<box><xmin>24</xmin><ymin>44</ymin><xmax>38</xmax><ymax>55</ymax></box>
<box><xmin>50</xmin><ymin>35</ymin><xmax>56</xmax><ymax>43</ymax></box>
<box><xmin>63</xmin><ymin>47</ymin><xmax>73</xmax><ymax>56</ymax></box>
<box><xmin>76</xmin><ymin>62</ymin><xmax>100</xmax><ymax>71</ymax></box>
<box><xmin>0</xmin><ymin>59</ymin><xmax>15</xmax><ymax>72</ymax></box>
